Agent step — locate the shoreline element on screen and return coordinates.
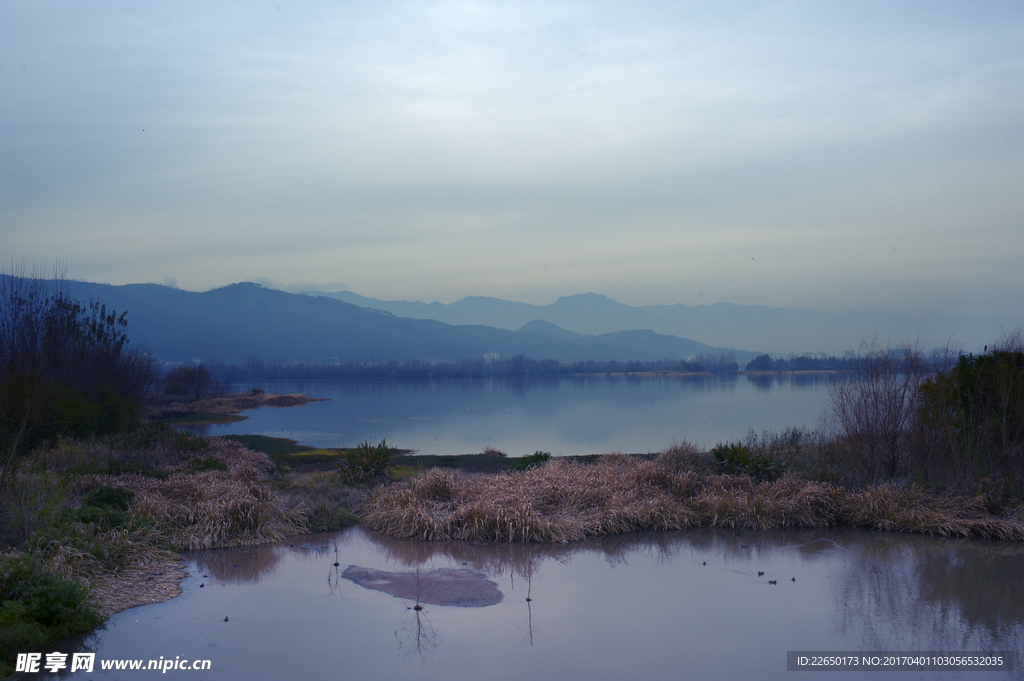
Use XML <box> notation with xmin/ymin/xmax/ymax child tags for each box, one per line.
<box><xmin>147</xmin><ymin>391</ymin><xmax>327</xmax><ymax>422</ymax></box>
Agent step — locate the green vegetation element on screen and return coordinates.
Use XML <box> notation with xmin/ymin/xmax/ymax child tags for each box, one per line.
<box><xmin>711</xmin><ymin>442</ymin><xmax>783</xmax><ymax>481</ymax></box>
<box><xmin>1</xmin><ymin>268</ymin><xmax>159</xmax><ymax>483</ymax></box>
<box><xmin>822</xmin><ymin>333</ymin><xmax>1024</xmax><ymax>494</ymax></box>
<box><xmin>508</xmin><ymin>451</ymin><xmax>552</xmax><ymax>472</ymax></box>
<box><xmin>339</xmin><ymin>440</ymin><xmax>394</xmax><ymax>485</ymax></box>
<box><xmin>0</xmin><ymin>552</ymin><xmax>105</xmax><ymax>678</ymax></box>
<box><xmin>915</xmin><ymin>347</ymin><xmax>1024</xmax><ymax>495</ymax></box>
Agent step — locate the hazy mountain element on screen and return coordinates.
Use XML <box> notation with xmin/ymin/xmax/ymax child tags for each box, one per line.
<box><xmin>38</xmin><ymin>279</ymin><xmax>753</xmax><ymax>365</ymax></box>
<box><xmin>313</xmin><ymin>290</ymin><xmax>1022</xmax><ymax>355</ymax></box>
<box><xmin>516</xmin><ymin>320</ymin><xmax>583</xmax><ymax>339</ymax></box>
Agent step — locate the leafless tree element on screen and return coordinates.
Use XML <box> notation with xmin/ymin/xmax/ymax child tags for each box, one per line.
<box><xmin>828</xmin><ymin>338</ymin><xmax>930</xmax><ymax>482</ymax></box>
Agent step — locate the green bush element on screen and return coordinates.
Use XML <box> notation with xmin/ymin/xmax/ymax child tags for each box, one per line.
<box><xmin>711</xmin><ymin>442</ymin><xmax>784</xmax><ymax>481</ymax></box>
<box><xmin>70</xmin><ymin>486</ymin><xmax>136</xmax><ymax>528</ymax></box>
<box><xmin>0</xmin><ymin>552</ymin><xmax>104</xmax><ymax>678</ymax></box>
<box><xmin>338</xmin><ymin>440</ymin><xmax>393</xmax><ymax>485</ymax></box>
<box><xmin>916</xmin><ymin>349</ymin><xmax>1024</xmax><ymax>491</ymax></box>
<box><xmin>509</xmin><ymin>451</ymin><xmax>552</xmax><ymax>472</ymax></box>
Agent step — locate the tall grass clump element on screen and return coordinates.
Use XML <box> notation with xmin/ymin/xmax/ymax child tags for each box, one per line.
<box><xmin>90</xmin><ymin>438</ymin><xmax>306</xmax><ymax>550</ymax></box>
<box><xmin>365</xmin><ymin>450</ymin><xmax>1024</xmax><ymax>543</ymax></box>
<box><xmin>338</xmin><ymin>439</ymin><xmax>393</xmax><ymax>485</ymax></box>
<box><xmin>279</xmin><ymin>471</ymin><xmax>363</xmax><ymax>533</ymax></box>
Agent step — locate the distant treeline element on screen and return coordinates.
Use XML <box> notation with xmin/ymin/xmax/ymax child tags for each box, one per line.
<box><xmin>744</xmin><ymin>348</ymin><xmax>964</xmax><ymax>373</ymax></box>
<box><xmin>206</xmin><ymin>352</ymin><xmax>742</xmax><ymax>382</ymax></box>
<box><xmin>745</xmin><ymin>354</ymin><xmax>856</xmax><ymax>372</ymax></box>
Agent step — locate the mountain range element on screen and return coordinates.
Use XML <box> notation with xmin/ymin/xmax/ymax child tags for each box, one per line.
<box><xmin>313</xmin><ymin>290</ymin><xmax>1023</xmax><ymax>356</ymax></box>
<box><xmin>38</xmin><ymin>279</ymin><xmax>754</xmax><ymax>365</ymax></box>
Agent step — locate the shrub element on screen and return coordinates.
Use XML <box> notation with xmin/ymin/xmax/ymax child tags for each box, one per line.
<box><xmin>711</xmin><ymin>442</ymin><xmax>784</xmax><ymax>481</ymax></box>
<box><xmin>162</xmin><ymin>365</ymin><xmax>213</xmax><ymax>398</ymax></box>
<box><xmin>338</xmin><ymin>440</ymin><xmax>393</xmax><ymax>485</ymax></box>
<box><xmin>1</xmin><ymin>267</ymin><xmax>158</xmax><ymax>481</ymax></box>
<box><xmin>915</xmin><ymin>342</ymin><xmax>1024</xmax><ymax>491</ymax></box>
<box><xmin>509</xmin><ymin>451</ymin><xmax>551</xmax><ymax>472</ymax></box>
<box><xmin>827</xmin><ymin>339</ymin><xmax>929</xmax><ymax>482</ymax></box>
<box><xmin>0</xmin><ymin>552</ymin><xmax>104</xmax><ymax>677</ymax></box>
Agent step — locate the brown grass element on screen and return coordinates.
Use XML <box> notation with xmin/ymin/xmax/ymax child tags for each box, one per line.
<box><xmin>364</xmin><ymin>453</ymin><xmax>1024</xmax><ymax>542</ymax></box>
<box><xmin>77</xmin><ymin>438</ymin><xmax>308</xmax><ymax>550</ymax></box>
<box><xmin>35</xmin><ymin>523</ymin><xmax>186</xmax><ymax>616</ymax></box>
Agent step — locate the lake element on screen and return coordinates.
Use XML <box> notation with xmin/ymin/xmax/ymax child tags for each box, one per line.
<box><xmin>49</xmin><ymin>525</ymin><xmax>1020</xmax><ymax>680</ymax></box>
<box><xmin>183</xmin><ymin>374</ymin><xmax>835</xmax><ymax>455</ymax></box>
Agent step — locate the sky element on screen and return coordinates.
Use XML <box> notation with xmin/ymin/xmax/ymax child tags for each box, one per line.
<box><xmin>2</xmin><ymin>0</ymin><xmax>1022</xmax><ymax>317</ymax></box>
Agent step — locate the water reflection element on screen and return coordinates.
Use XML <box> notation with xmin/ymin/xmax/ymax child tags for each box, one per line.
<box><xmin>829</xmin><ymin>532</ymin><xmax>1024</xmax><ymax>655</ymax></box>
<box><xmin>47</xmin><ymin>527</ymin><xmax>1024</xmax><ymax>680</ymax></box>
<box><xmin>185</xmin><ymin>375</ymin><xmax>833</xmax><ymax>454</ymax></box>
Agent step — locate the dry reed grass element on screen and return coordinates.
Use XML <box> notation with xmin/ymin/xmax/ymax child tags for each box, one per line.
<box><xmin>364</xmin><ymin>453</ymin><xmax>1024</xmax><ymax>542</ymax></box>
<box><xmin>77</xmin><ymin>438</ymin><xmax>307</xmax><ymax>550</ymax></box>
<box><xmin>5</xmin><ymin>437</ymin><xmax>313</xmax><ymax>618</ymax></box>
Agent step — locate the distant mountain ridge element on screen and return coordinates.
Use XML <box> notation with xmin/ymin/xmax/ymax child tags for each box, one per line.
<box><xmin>22</xmin><ymin>279</ymin><xmax>755</xmax><ymax>365</ymax></box>
<box><xmin>313</xmin><ymin>290</ymin><xmax>1023</xmax><ymax>355</ymax></box>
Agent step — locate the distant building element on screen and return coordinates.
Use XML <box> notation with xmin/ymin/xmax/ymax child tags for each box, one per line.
<box><xmin>483</xmin><ymin>352</ymin><xmax>500</xmax><ymax>363</ymax></box>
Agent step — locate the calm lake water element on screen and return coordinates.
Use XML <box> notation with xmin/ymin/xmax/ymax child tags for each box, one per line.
<box><xmin>184</xmin><ymin>374</ymin><xmax>834</xmax><ymax>455</ymax></box>
<box><xmin>50</xmin><ymin>526</ymin><xmax>1021</xmax><ymax>680</ymax></box>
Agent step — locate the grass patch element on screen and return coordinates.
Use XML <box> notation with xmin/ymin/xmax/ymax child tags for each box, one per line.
<box><xmin>364</xmin><ymin>453</ymin><xmax>1024</xmax><ymax>543</ymax></box>
<box><xmin>222</xmin><ymin>434</ymin><xmax>311</xmax><ymax>458</ymax></box>
<box><xmin>221</xmin><ymin>434</ymin><xmax>339</xmax><ymax>468</ymax></box>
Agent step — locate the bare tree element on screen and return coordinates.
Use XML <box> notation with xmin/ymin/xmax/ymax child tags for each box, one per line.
<box><xmin>828</xmin><ymin>338</ymin><xmax>929</xmax><ymax>482</ymax></box>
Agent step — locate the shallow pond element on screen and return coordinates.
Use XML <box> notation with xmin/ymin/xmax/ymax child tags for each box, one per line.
<box><xmin>47</xmin><ymin>526</ymin><xmax>1021</xmax><ymax>680</ymax></box>
<box><xmin>183</xmin><ymin>374</ymin><xmax>834</xmax><ymax>454</ymax></box>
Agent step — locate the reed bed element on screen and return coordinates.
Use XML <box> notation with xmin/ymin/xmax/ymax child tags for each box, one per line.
<box><xmin>34</xmin><ymin>524</ymin><xmax>186</xmax><ymax>616</ymax></box>
<box><xmin>78</xmin><ymin>438</ymin><xmax>307</xmax><ymax>550</ymax></box>
<box><xmin>364</xmin><ymin>454</ymin><xmax>1024</xmax><ymax>542</ymax></box>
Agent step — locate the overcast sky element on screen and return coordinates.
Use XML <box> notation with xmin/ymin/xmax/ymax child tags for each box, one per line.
<box><xmin>2</xmin><ymin>1</ymin><xmax>1022</xmax><ymax>317</ymax></box>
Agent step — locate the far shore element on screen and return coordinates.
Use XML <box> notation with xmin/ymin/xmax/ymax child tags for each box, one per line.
<box><xmin>591</xmin><ymin>369</ymin><xmax>849</xmax><ymax>377</ymax></box>
<box><xmin>147</xmin><ymin>391</ymin><xmax>328</xmax><ymax>422</ymax></box>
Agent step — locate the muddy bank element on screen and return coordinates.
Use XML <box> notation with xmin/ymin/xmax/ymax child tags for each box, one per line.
<box><xmin>343</xmin><ymin>565</ymin><xmax>503</xmax><ymax>607</ymax></box>
<box><xmin>150</xmin><ymin>392</ymin><xmax>327</xmax><ymax>419</ymax></box>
